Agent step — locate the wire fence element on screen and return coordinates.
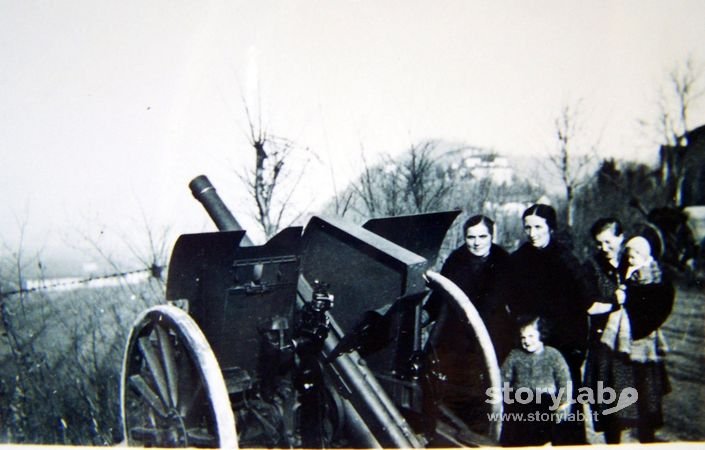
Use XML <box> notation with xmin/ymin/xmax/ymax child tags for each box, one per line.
<box><xmin>0</xmin><ymin>265</ymin><xmax>164</xmax><ymax>299</ymax></box>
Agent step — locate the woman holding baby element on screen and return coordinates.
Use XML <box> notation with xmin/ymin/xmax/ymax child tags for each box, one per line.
<box><xmin>583</xmin><ymin>218</ymin><xmax>674</xmax><ymax>443</ymax></box>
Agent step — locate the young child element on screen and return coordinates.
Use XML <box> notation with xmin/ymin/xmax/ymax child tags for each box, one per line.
<box><xmin>621</xmin><ymin>235</ymin><xmax>662</xmax><ymax>291</ymax></box>
<box><xmin>500</xmin><ymin>315</ymin><xmax>572</xmax><ymax>447</ymax></box>
<box><xmin>603</xmin><ymin>236</ymin><xmax>666</xmax><ymax>352</ymax></box>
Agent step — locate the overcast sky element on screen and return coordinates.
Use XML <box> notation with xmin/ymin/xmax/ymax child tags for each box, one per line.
<box><xmin>2</xmin><ymin>1</ymin><xmax>705</xmax><ymax>263</ymax></box>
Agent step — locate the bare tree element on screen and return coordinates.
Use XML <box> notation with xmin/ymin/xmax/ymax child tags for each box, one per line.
<box><xmin>402</xmin><ymin>141</ymin><xmax>454</xmax><ymax>213</ymax></box>
<box><xmin>349</xmin><ymin>147</ymin><xmax>385</xmax><ymax>217</ymax></box>
<box><xmin>119</xmin><ymin>206</ymin><xmax>171</xmax><ymax>286</ymax></box>
<box><xmin>545</xmin><ymin>102</ymin><xmax>597</xmax><ymax>228</ymax></box>
<box><xmin>335</xmin><ymin>140</ymin><xmax>545</xmax><ymax>255</ymax></box>
<box><xmin>327</xmin><ymin>181</ymin><xmax>354</xmax><ymax>218</ymax></box>
<box><xmin>239</xmin><ymin>99</ymin><xmax>313</xmax><ymax>240</ymax></box>
<box><xmin>349</xmin><ymin>140</ymin><xmax>456</xmax><ymax>219</ymax></box>
<box><xmin>69</xmin><ymin>226</ymin><xmax>165</xmax><ymax>303</ymax></box>
<box><xmin>645</xmin><ymin>57</ymin><xmax>704</xmax><ymax>207</ymax></box>
<box><xmin>350</xmin><ymin>158</ymin><xmax>405</xmax><ymax>218</ymax></box>
<box><xmin>655</xmin><ymin>57</ymin><xmax>704</xmax><ymax>147</ymax></box>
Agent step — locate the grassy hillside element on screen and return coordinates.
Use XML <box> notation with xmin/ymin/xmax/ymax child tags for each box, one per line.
<box><xmin>0</xmin><ymin>278</ymin><xmax>164</xmax><ymax>444</ymax></box>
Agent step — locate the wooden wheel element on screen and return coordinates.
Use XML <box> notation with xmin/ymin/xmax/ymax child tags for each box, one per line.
<box><xmin>121</xmin><ymin>305</ymin><xmax>237</xmax><ymax>448</ymax></box>
<box><xmin>424</xmin><ymin>271</ymin><xmax>503</xmax><ymax>445</ymax></box>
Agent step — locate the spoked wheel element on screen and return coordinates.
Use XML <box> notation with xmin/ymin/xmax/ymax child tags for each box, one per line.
<box><xmin>424</xmin><ymin>271</ymin><xmax>502</xmax><ymax>446</ymax></box>
<box><xmin>121</xmin><ymin>305</ymin><xmax>237</xmax><ymax>448</ymax></box>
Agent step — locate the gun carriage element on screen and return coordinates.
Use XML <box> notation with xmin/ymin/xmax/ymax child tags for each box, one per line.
<box><xmin>120</xmin><ymin>175</ymin><xmax>502</xmax><ymax>448</ymax></box>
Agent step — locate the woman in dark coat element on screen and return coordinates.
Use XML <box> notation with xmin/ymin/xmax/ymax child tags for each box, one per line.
<box><xmin>584</xmin><ymin>219</ymin><xmax>673</xmax><ymax>443</ymax></box>
<box><xmin>507</xmin><ymin>204</ymin><xmax>592</xmax><ymax>445</ymax></box>
<box><xmin>424</xmin><ymin>214</ymin><xmax>511</xmax><ymax>426</ymax></box>
<box><xmin>583</xmin><ymin>218</ymin><xmax>627</xmax><ymax>333</ymax></box>
<box><xmin>582</xmin><ymin>218</ymin><xmax>627</xmax><ymax>442</ymax></box>
<box><xmin>426</xmin><ymin>214</ymin><xmax>511</xmax><ymax>360</ymax></box>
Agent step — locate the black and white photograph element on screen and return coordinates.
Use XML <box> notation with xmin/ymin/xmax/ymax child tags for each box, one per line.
<box><xmin>1</xmin><ymin>1</ymin><xmax>704</xmax><ymax>447</ymax></box>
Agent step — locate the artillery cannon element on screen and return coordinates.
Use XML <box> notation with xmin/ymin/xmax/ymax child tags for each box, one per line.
<box><xmin>120</xmin><ymin>175</ymin><xmax>502</xmax><ymax>448</ymax></box>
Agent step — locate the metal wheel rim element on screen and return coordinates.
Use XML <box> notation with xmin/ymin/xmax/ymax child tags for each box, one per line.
<box><xmin>425</xmin><ymin>270</ymin><xmax>503</xmax><ymax>443</ymax></box>
<box><xmin>120</xmin><ymin>304</ymin><xmax>238</xmax><ymax>448</ymax></box>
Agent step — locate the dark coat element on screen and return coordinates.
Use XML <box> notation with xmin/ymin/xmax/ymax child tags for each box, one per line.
<box><xmin>507</xmin><ymin>239</ymin><xmax>593</xmax><ymax>444</ymax></box>
<box><xmin>583</xmin><ymin>252</ymin><xmax>626</xmax><ymax>340</ymax></box>
<box><xmin>508</xmin><ymin>240</ymin><xmax>592</xmax><ymax>354</ymax></box>
<box><xmin>622</xmin><ymin>268</ymin><xmax>675</xmax><ymax>340</ymax></box>
<box><xmin>433</xmin><ymin>243</ymin><xmax>510</xmax><ymax>321</ymax></box>
<box><xmin>425</xmin><ymin>243</ymin><xmax>512</xmax><ymax>369</ymax></box>
<box><xmin>584</xmin><ymin>251</ymin><xmax>624</xmax><ymax>302</ymax></box>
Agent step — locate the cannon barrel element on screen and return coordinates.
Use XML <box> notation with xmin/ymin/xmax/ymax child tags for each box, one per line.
<box><xmin>296</xmin><ymin>277</ymin><xmax>421</xmax><ymax>448</ymax></box>
<box><xmin>189</xmin><ymin>175</ymin><xmax>253</xmax><ymax>245</ymax></box>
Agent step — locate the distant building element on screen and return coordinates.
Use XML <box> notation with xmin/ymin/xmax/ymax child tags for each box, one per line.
<box><xmin>659</xmin><ymin>124</ymin><xmax>705</xmax><ymax>207</ymax></box>
<box><xmin>442</xmin><ymin>146</ymin><xmax>514</xmax><ymax>184</ymax></box>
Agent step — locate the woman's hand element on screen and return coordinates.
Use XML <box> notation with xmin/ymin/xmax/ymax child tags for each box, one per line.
<box><xmin>587</xmin><ymin>302</ymin><xmax>613</xmax><ymax>315</ymax></box>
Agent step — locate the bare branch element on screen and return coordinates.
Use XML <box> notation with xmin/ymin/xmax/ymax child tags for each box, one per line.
<box><xmin>543</xmin><ymin>100</ymin><xmax>598</xmax><ymax>227</ymax></box>
<box><xmin>239</xmin><ymin>94</ymin><xmax>311</xmax><ymax>238</ymax></box>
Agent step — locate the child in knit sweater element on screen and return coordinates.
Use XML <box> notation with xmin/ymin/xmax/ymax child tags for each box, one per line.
<box><xmin>500</xmin><ymin>316</ymin><xmax>572</xmax><ymax>447</ymax></box>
